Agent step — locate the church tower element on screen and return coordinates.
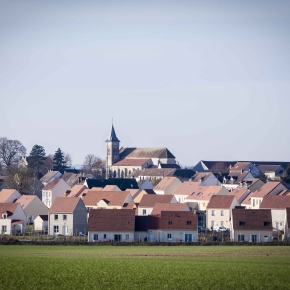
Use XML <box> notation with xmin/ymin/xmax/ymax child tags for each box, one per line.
<box><xmin>106</xmin><ymin>124</ymin><xmax>120</xmax><ymax>178</ymax></box>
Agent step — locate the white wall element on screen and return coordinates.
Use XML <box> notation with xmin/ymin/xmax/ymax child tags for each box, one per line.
<box><xmin>88</xmin><ymin>231</ymin><xmax>134</xmax><ymax>242</ymax></box>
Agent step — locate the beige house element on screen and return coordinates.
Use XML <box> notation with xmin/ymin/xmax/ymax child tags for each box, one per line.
<box><xmin>230</xmin><ymin>209</ymin><xmax>273</xmax><ymax>242</ymax></box>
<box><xmin>0</xmin><ymin>189</ymin><xmax>21</xmax><ymax>203</ymax></box>
<box><xmin>0</xmin><ymin>203</ymin><xmax>26</xmax><ymax>234</ymax></box>
<box><xmin>206</xmin><ymin>195</ymin><xmax>239</xmax><ymax>230</ymax></box>
<box><xmin>40</xmin><ymin>171</ymin><xmax>62</xmax><ymax>186</ymax></box>
<box><xmin>88</xmin><ymin>209</ymin><xmax>135</xmax><ymax>242</ymax></box>
<box><xmin>34</xmin><ymin>215</ymin><xmax>48</xmax><ymax>231</ymax></box>
<box><xmin>154</xmin><ymin>177</ymin><xmax>182</xmax><ymax>195</ymax></box>
<box><xmin>66</xmin><ymin>184</ymin><xmax>87</xmax><ymax>197</ymax></box>
<box><xmin>228</xmin><ymin>189</ymin><xmax>251</xmax><ymax>204</ymax></box>
<box><xmin>48</xmin><ymin>197</ymin><xmax>87</xmax><ymax>236</ymax></box>
<box><xmin>173</xmin><ymin>181</ymin><xmax>205</xmax><ymax>204</ymax></box>
<box><xmin>16</xmin><ymin>195</ymin><xmax>48</xmax><ymax>224</ymax></box>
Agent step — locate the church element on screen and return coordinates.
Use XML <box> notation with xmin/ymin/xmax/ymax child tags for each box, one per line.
<box><xmin>106</xmin><ymin>124</ymin><xmax>179</xmax><ymax>178</ymax></box>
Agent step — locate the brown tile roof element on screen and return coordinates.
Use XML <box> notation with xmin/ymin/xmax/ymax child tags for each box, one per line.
<box><xmin>186</xmin><ymin>186</ymin><xmax>223</xmax><ymax>201</ymax></box>
<box><xmin>132</xmin><ymin>168</ymin><xmax>175</xmax><ymax>178</ymax></box>
<box><xmin>119</xmin><ymin>147</ymin><xmax>175</xmax><ymax>159</ymax></box>
<box><xmin>174</xmin><ymin>182</ymin><xmax>204</xmax><ymax>196</ymax></box>
<box><xmin>191</xmin><ymin>172</ymin><xmax>212</xmax><ymax>182</ymax></box>
<box><xmin>101</xmin><ymin>185</ymin><xmax>121</xmax><ymax>191</ymax></box>
<box><xmin>67</xmin><ymin>184</ymin><xmax>87</xmax><ymax>197</ymax></box>
<box><xmin>151</xmin><ymin>203</ymin><xmax>188</xmax><ymax>215</ymax></box>
<box><xmin>138</xmin><ymin>194</ymin><xmax>175</xmax><ymax>207</ymax></box>
<box><xmin>88</xmin><ymin>209</ymin><xmax>135</xmax><ymax>232</ymax></box>
<box><xmin>241</xmin><ymin>191</ymin><xmax>256</xmax><ymax>205</ymax></box>
<box><xmin>278</xmin><ymin>190</ymin><xmax>289</xmax><ymax>196</ymax></box>
<box><xmin>260</xmin><ymin>196</ymin><xmax>290</xmax><ymax>209</ymax></box>
<box><xmin>207</xmin><ymin>195</ymin><xmax>236</xmax><ymax>209</ymax></box>
<box><xmin>230</xmin><ymin>162</ymin><xmax>251</xmax><ymax>171</ymax></box>
<box><xmin>232</xmin><ymin>209</ymin><xmax>272</xmax><ymax>230</ymax></box>
<box><xmin>83</xmin><ymin>191</ymin><xmax>130</xmax><ymax>207</ymax></box>
<box><xmin>154</xmin><ymin>177</ymin><xmax>179</xmax><ymax>191</ymax></box>
<box><xmin>48</xmin><ymin>197</ymin><xmax>82</xmax><ymax>213</ymax></box>
<box><xmin>149</xmin><ymin>211</ymin><xmax>198</xmax><ymax>230</ymax></box>
<box><xmin>228</xmin><ymin>189</ymin><xmax>250</xmax><ymax>203</ymax></box>
<box><xmin>226</xmin><ymin>171</ymin><xmax>250</xmax><ymax>184</ymax></box>
<box><xmin>15</xmin><ymin>195</ymin><xmax>37</xmax><ymax>209</ymax></box>
<box><xmin>251</xmin><ymin>182</ymin><xmax>285</xmax><ymax>198</ymax></box>
<box><xmin>0</xmin><ymin>189</ymin><xmax>18</xmax><ymax>203</ymax></box>
<box><xmin>43</xmin><ymin>178</ymin><xmax>63</xmax><ymax>190</ymax></box>
<box><xmin>40</xmin><ymin>171</ymin><xmax>60</xmax><ymax>183</ymax></box>
<box><xmin>113</xmin><ymin>158</ymin><xmax>150</xmax><ymax>166</ymax></box>
<box><xmin>0</xmin><ymin>203</ymin><xmax>18</xmax><ymax>218</ymax></box>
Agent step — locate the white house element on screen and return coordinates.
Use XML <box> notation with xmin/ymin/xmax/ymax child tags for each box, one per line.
<box><xmin>34</xmin><ymin>215</ymin><xmax>48</xmax><ymax>231</ymax></box>
<box><xmin>42</xmin><ymin>178</ymin><xmax>71</xmax><ymax>208</ymax></box>
<box><xmin>154</xmin><ymin>177</ymin><xmax>182</xmax><ymax>195</ymax></box>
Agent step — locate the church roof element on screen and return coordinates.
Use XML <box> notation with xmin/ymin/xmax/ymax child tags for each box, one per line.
<box><xmin>119</xmin><ymin>148</ymin><xmax>175</xmax><ymax>159</ymax></box>
<box><xmin>106</xmin><ymin>124</ymin><xmax>120</xmax><ymax>142</ymax></box>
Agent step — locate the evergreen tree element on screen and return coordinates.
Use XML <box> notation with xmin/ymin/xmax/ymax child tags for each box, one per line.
<box><xmin>53</xmin><ymin>148</ymin><xmax>67</xmax><ymax>173</ymax></box>
<box><xmin>282</xmin><ymin>164</ymin><xmax>290</xmax><ymax>184</ymax></box>
<box><xmin>28</xmin><ymin>144</ymin><xmax>46</xmax><ymax>178</ymax></box>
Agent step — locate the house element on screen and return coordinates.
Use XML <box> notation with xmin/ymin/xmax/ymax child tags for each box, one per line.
<box><xmin>40</xmin><ymin>171</ymin><xmax>62</xmax><ymax>186</ymax></box>
<box><xmin>88</xmin><ymin>209</ymin><xmax>135</xmax><ymax>242</ymax></box>
<box><xmin>151</xmin><ymin>203</ymin><xmax>190</xmax><ymax>215</ymax></box>
<box><xmin>256</xmin><ymin>165</ymin><xmax>285</xmax><ymax>180</ymax></box>
<box><xmin>133</xmin><ymin>189</ymin><xmax>155</xmax><ymax>204</ymax></box>
<box><xmin>206</xmin><ymin>195</ymin><xmax>239</xmax><ymax>230</ymax></box>
<box><xmin>259</xmin><ymin>196</ymin><xmax>290</xmax><ymax>236</ymax></box>
<box><xmin>61</xmin><ymin>172</ymin><xmax>82</xmax><ymax>187</ymax></box>
<box><xmin>131</xmin><ymin>168</ymin><xmax>175</xmax><ymax>183</ymax></box>
<box><xmin>148</xmin><ymin>211</ymin><xmax>198</xmax><ymax>242</ymax></box>
<box><xmin>173</xmin><ymin>182</ymin><xmax>205</xmax><ymax>204</ymax></box>
<box><xmin>246</xmin><ymin>178</ymin><xmax>265</xmax><ymax>192</ymax></box>
<box><xmin>106</xmin><ymin>124</ymin><xmax>179</xmax><ymax>178</ymax></box>
<box><xmin>137</xmin><ymin>194</ymin><xmax>177</xmax><ymax>216</ymax></box>
<box><xmin>85</xmin><ymin>178</ymin><xmax>139</xmax><ymax>191</ymax></box>
<box><xmin>0</xmin><ymin>189</ymin><xmax>21</xmax><ymax>203</ymax></box>
<box><xmin>191</xmin><ymin>172</ymin><xmax>220</xmax><ymax>186</ymax></box>
<box><xmin>193</xmin><ymin>161</ymin><xmax>237</xmax><ymax>174</ymax></box>
<box><xmin>230</xmin><ymin>209</ymin><xmax>273</xmax><ymax>242</ymax></box>
<box><xmin>48</xmin><ymin>197</ymin><xmax>87</xmax><ymax>236</ymax></box>
<box><xmin>286</xmin><ymin>208</ymin><xmax>290</xmax><ymax>241</ymax></box>
<box><xmin>154</xmin><ymin>177</ymin><xmax>182</xmax><ymax>195</ymax></box>
<box><xmin>185</xmin><ymin>186</ymin><xmax>229</xmax><ymax>211</ymax></box>
<box><xmin>101</xmin><ymin>185</ymin><xmax>121</xmax><ymax>191</ymax></box>
<box><xmin>15</xmin><ymin>195</ymin><xmax>48</xmax><ymax>224</ymax></box>
<box><xmin>228</xmin><ymin>189</ymin><xmax>251</xmax><ymax>204</ymax></box>
<box><xmin>34</xmin><ymin>215</ymin><xmax>48</xmax><ymax>231</ymax></box>
<box><xmin>229</xmin><ymin>162</ymin><xmax>260</xmax><ymax>178</ymax></box>
<box><xmin>42</xmin><ymin>178</ymin><xmax>71</xmax><ymax>208</ymax></box>
<box><xmin>250</xmin><ymin>182</ymin><xmax>288</xmax><ymax>209</ymax></box>
<box><xmin>166</xmin><ymin>169</ymin><xmax>196</xmax><ymax>182</ymax></box>
<box><xmin>66</xmin><ymin>184</ymin><xmax>87</xmax><ymax>197</ymax></box>
<box><xmin>0</xmin><ymin>203</ymin><xmax>26</xmax><ymax>234</ymax></box>
<box><xmin>222</xmin><ymin>171</ymin><xmax>254</xmax><ymax>190</ymax></box>
<box><xmin>83</xmin><ymin>190</ymin><xmax>134</xmax><ymax>210</ymax></box>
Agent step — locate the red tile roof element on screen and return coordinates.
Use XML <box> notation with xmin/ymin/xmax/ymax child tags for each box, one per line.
<box><xmin>15</xmin><ymin>195</ymin><xmax>37</xmax><ymax>210</ymax></box>
<box><xmin>67</xmin><ymin>184</ymin><xmax>87</xmax><ymax>197</ymax></box>
<box><xmin>174</xmin><ymin>182</ymin><xmax>204</xmax><ymax>196</ymax></box>
<box><xmin>230</xmin><ymin>162</ymin><xmax>251</xmax><ymax>171</ymax></box>
<box><xmin>0</xmin><ymin>203</ymin><xmax>18</xmax><ymax>218</ymax></box>
<box><xmin>83</xmin><ymin>191</ymin><xmax>130</xmax><ymax>207</ymax></box>
<box><xmin>112</xmin><ymin>158</ymin><xmax>150</xmax><ymax>166</ymax></box>
<box><xmin>251</xmin><ymin>182</ymin><xmax>285</xmax><ymax>198</ymax></box>
<box><xmin>207</xmin><ymin>195</ymin><xmax>236</xmax><ymax>209</ymax></box>
<box><xmin>48</xmin><ymin>197</ymin><xmax>83</xmax><ymax>213</ymax></box>
<box><xmin>151</xmin><ymin>203</ymin><xmax>189</xmax><ymax>215</ymax></box>
<box><xmin>260</xmin><ymin>196</ymin><xmax>290</xmax><ymax>209</ymax></box>
<box><xmin>43</xmin><ymin>178</ymin><xmax>63</xmax><ymax>190</ymax></box>
<box><xmin>138</xmin><ymin>194</ymin><xmax>174</xmax><ymax>207</ymax></box>
<box><xmin>88</xmin><ymin>209</ymin><xmax>135</xmax><ymax>232</ymax></box>
<box><xmin>154</xmin><ymin>177</ymin><xmax>180</xmax><ymax>191</ymax></box>
<box><xmin>0</xmin><ymin>189</ymin><xmax>18</xmax><ymax>203</ymax></box>
<box><xmin>191</xmin><ymin>172</ymin><xmax>212</xmax><ymax>182</ymax></box>
<box><xmin>228</xmin><ymin>189</ymin><xmax>250</xmax><ymax>203</ymax></box>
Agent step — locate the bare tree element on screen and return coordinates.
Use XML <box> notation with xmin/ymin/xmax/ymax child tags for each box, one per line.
<box><xmin>82</xmin><ymin>154</ymin><xmax>100</xmax><ymax>173</ymax></box>
<box><xmin>4</xmin><ymin>166</ymin><xmax>33</xmax><ymax>194</ymax></box>
<box><xmin>0</xmin><ymin>137</ymin><xmax>26</xmax><ymax>167</ymax></box>
<box><xmin>64</xmin><ymin>153</ymin><xmax>73</xmax><ymax>168</ymax></box>
<box><xmin>43</xmin><ymin>154</ymin><xmax>54</xmax><ymax>172</ymax></box>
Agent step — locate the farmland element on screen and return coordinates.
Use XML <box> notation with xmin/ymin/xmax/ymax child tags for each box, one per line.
<box><xmin>0</xmin><ymin>246</ymin><xmax>290</xmax><ymax>289</ymax></box>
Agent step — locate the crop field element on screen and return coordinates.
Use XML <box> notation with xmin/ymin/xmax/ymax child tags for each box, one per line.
<box><xmin>0</xmin><ymin>245</ymin><xmax>290</xmax><ymax>290</ymax></box>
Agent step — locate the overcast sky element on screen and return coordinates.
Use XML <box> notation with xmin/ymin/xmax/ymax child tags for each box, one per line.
<box><xmin>1</xmin><ymin>0</ymin><xmax>289</xmax><ymax>167</ymax></box>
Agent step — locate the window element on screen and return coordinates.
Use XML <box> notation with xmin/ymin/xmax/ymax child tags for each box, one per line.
<box><xmin>54</xmin><ymin>215</ymin><xmax>58</xmax><ymax>220</ymax></box>
<box><xmin>238</xmin><ymin>235</ymin><xmax>244</xmax><ymax>242</ymax></box>
<box><xmin>221</xmin><ymin>210</ymin><xmax>224</xmax><ymax>216</ymax></box>
<box><xmin>2</xmin><ymin>214</ymin><xmax>7</xmax><ymax>219</ymax></box>
<box><xmin>63</xmin><ymin>215</ymin><xmax>67</xmax><ymax>220</ymax></box>
<box><xmin>186</xmin><ymin>221</ymin><xmax>191</xmax><ymax>225</ymax></box>
<box><xmin>264</xmin><ymin>221</ymin><xmax>270</xmax><ymax>227</ymax></box>
<box><xmin>125</xmin><ymin>234</ymin><xmax>129</xmax><ymax>240</ymax></box>
<box><xmin>53</xmin><ymin>226</ymin><xmax>59</xmax><ymax>234</ymax></box>
<box><xmin>239</xmin><ymin>221</ymin><xmax>245</xmax><ymax>226</ymax></box>
<box><xmin>251</xmin><ymin>235</ymin><xmax>257</xmax><ymax>242</ymax></box>
<box><xmin>253</xmin><ymin>199</ymin><xmax>255</xmax><ymax>207</ymax></box>
<box><xmin>2</xmin><ymin>225</ymin><xmax>7</xmax><ymax>233</ymax></box>
<box><xmin>168</xmin><ymin>221</ymin><xmax>172</xmax><ymax>225</ymax></box>
<box><xmin>103</xmin><ymin>234</ymin><xmax>107</xmax><ymax>239</ymax></box>
<box><xmin>221</xmin><ymin>221</ymin><xmax>224</xmax><ymax>227</ymax></box>
<box><xmin>93</xmin><ymin>234</ymin><xmax>98</xmax><ymax>241</ymax></box>
<box><xmin>212</xmin><ymin>210</ymin><xmax>215</xmax><ymax>216</ymax></box>
<box><xmin>142</xmin><ymin>209</ymin><xmax>146</xmax><ymax>215</ymax></box>
<box><xmin>211</xmin><ymin>221</ymin><xmax>215</xmax><ymax>228</ymax></box>
<box><xmin>107</xmin><ymin>147</ymin><xmax>110</xmax><ymax>155</ymax></box>
<box><xmin>167</xmin><ymin>234</ymin><xmax>172</xmax><ymax>240</ymax></box>
<box><xmin>276</xmin><ymin>222</ymin><xmax>279</xmax><ymax>229</ymax></box>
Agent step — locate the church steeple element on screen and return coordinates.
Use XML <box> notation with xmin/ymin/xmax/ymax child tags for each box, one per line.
<box><xmin>106</xmin><ymin>124</ymin><xmax>120</xmax><ymax>142</ymax></box>
<box><xmin>106</xmin><ymin>123</ymin><xmax>120</xmax><ymax>178</ymax></box>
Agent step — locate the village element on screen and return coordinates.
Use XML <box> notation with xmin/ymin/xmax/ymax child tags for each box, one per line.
<box><xmin>1</xmin><ymin>124</ymin><xmax>290</xmax><ymax>244</ymax></box>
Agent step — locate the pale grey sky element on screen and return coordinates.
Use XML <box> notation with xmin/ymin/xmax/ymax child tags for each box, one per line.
<box><xmin>0</xmin><ymin>0</ymin><xmax>289</xmax><ymax>166</ymax></box>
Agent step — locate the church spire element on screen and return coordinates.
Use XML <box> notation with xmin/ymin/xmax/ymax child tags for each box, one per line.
<box><xmin>106</xmin><ymin>124</ymin><xmax>120</xmax><ymax>142</ymax></box>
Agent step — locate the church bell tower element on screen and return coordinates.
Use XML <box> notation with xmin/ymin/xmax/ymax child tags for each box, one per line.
<box><xmin>106</xmin><ymin>123</ymin><xmax>120</xmax><ymax>178</ymax></box>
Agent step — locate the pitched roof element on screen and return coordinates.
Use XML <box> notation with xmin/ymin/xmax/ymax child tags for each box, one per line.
<box><xmin>228</xmin><ymin>189</ymin><xmax>250</xmax><ymax>203</ymax></box>
<box><xmin>86</xmin><ymin>178</ymin><xmax>138</xmax><ymax>191</ymax></box>
<box><xmin>207</xmin><ymin>195</ymin><xmax>235</xmax><ymax>209</ymax></box>
<box><xmin>139</xmin><ymin>194</ymin><xmax>174</xmax><ymax>207</ymax></box>
<box><xmin>88</xmin><ymin>209</ymin><xmax>135</xmax><ymax>232</ymax></box>
<box><xmin>67</xmin><ymin>184</ymin><xmax>87</xmax><ymax>197</ymax></box>
<box><xmin>132</xmin><ymin>168</ymin><xmax>175</xmax><ymax>178</ymax></box>
<box><xmin>119</xmin><ymin>147</ymin><xmax>175</xmax><ymax>159</ymax></box>
<box><xmin>101</xmin><ymin>185</ymin><xmax>121</xmax><ymax>191</ymax></box>
<box><xmin>48</xmin><ymin>197</ymin><xmax>82</xmax><ymax>213</ymax></box>
<box><xmin>113</xmin><ymin>158</ymin><xmax>150</xmax><ymax>166</ymax></box>
<box><xmin>43</xmin><ymin>178</ymin><xmax>63</xmax><ymax>190</ymax></box>
<box><xmin>0</xmin><ymin>189</ymin><xmax>18</xmax><ymax>203</ymax></box>
<box><xmin>197</xmin><ymin>161</ymin><xmax>237</xmax><ymax>173</ymax></box>
<box><xmin>174</xmin><ymin>182</ymin><xmax>204</xmax><ymax>196</ymax></box>
<box><xmin>230</xmin><ymin>162</ymin><xmax>251</xmax><ymax>171</ymax></box>
<box><xmin>191</xmin><ymin>172</ymin><xmax>213</xmax><ymax>182</ymax></box>
<box><xmin>106</xmin><ymin>124</ymin><xmax>120</xmax><ymax>142</ymax></box>
<box><xmin>0</xmin><ymin>203</ymin><xmax>18</xmax><ymax>218</ymax></box>
<box><xmin>232</xmin><ymin>209</ymin><xmax>272</xmax><ymax>230</ymax></box>
<box><xmin>251</xmin><ymin>182</ymin><xmax>285</xmax><ymax>198</ymax></box>
<box><xmin>15</xmin><ymin>195</ymin><xmax>37</xmax><ymax>209</ymax></box>
<box><xmin>260</xmin><ymin>196</ymin><xmax>290</xmax><ymax>209</ymax></box>
<box><xmin>241</xmin><ymin>191</ymin><xmax>256</xmax><ymax>205</ymax></box>
<box><xmin>61</xmin><ymin>173</ymin><xmax>80</xmax><ymax>187</ymax></box>
<box><xmin>83</xmin><ymin>191</ymin><xmax>130</xmax><ymax>207</ymax></box>
<box><xmin>154</xmin><ymin>177</ymin><xmax>179</xmax><ymax>191</ymax></box>
<box><xmin>166</xmin><ymin>169</ymin><xmax>196</xmax><ymax>179</ymax></box>
<box><xmin>40</xmin><ymin>171</ymin><xmax>61</xmax><ymax>183</ymax></box>
<box><xmin>226</xmin><ymin>171</ymin><xmax>250</xmax><ymax>184</ymax></box>
<box><xmin>159</xmin><ymin>163</ymin><xmax>181</xmax><ymax>169</ymax></box>
<box><xmin>257</xmin><ymin>164</ymin><xmax>284</xmax><ymax>172</ymax></box>
<box><xmin>186</xmin><ymin>186</ymin><xmax>223</xmax><ymax>201</ymax></box>
<box><xmin>38</xmin><ymin>215</ymin><xmax>48</xmax><ymax>221</ymax></box>
<box><xmin>148</xmin><ymin>211</ymin><xmax>198</xmax><ymax>230</ymax></box>
<box><xmin>151</xmin><ymin>203</ymin><xmax>188</xmax><ymax>215</ymax></box>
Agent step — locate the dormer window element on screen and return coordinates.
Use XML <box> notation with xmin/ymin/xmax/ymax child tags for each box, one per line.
<box><xmin>186</xmin><ymin>221</ymin><xmax>191</xmax><ymax>225</ymax></box>
<box><xmin>168</xmin><ymin>221</ymin><xmax>172</xmax><ymax>225</ymax></box>
<box><xmin>2</xmin><ymin>213</ymin><xmax>7</xmax><ymax>219</ymax></box>
<box><xmin>239</xmin><ymin>221</ymin><xmax>245</xmax><ymax>226</ymax></box>
<box><xmin>264</xmin><ymin>221</ymin><xmax>270</xmax><ymax>227</ymax></box>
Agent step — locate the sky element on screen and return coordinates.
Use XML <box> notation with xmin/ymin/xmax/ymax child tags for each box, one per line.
<box><xmin>0</xmin><ymin>0</ymin><xmax>290</xmax><ymax>167</ymax></box>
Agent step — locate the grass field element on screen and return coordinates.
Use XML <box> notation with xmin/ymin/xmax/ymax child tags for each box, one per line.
<box><xmin>0</xmin><ymin>245</ymin><xmax>290</xmax><ymax>289</ymax></box>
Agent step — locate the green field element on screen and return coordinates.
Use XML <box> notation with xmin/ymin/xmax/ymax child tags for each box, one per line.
<box><xmin>0</xmin><ymin>245</ymin><xmax>290</xmax><ymax>289</ymax></box>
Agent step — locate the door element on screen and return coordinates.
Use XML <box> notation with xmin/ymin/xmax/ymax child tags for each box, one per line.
<box><xmin>114</xmin><ymin>234</ymin><xmax>121</xmax><ymax>242</ymax></box>
<box><xmin>264</xmin><ymin>236</ymin><xmax>268</xmax><ymax>242</ymax></box>
<box><xmin>62</xmin><ymin>226</ymin><xmax>68</xmax><ymax>235</ymax></box>
<box><xmin>149</xmin><ymin>233</ymin><xmax>154</xmax><ymax>242</ymax></box>
<box><xmin>185</xmin><ymin>234</ymin><xmax>192</xmax><ymax>242</ymax></box>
